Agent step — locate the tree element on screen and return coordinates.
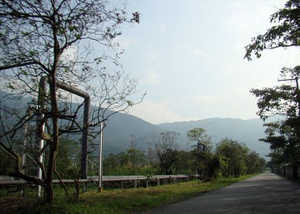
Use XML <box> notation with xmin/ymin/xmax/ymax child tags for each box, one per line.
<box><xmin>251</xmin><ymin>67</ymin><xmax>300</xmax><ymax>177</ymax></box>
<box><xmin>245</xmin><ymin>0</ymin><xmax>300</xmax><ymax>177</ymax></box>
<box><xmin>244</xmin><ymin>0</ymin><xmax>300</xmax><ymax>60</ymax></box>
<box><xmin>53</xmin><ymin>138</ymin><xmax>81</xmax><ymax>179</ymax></box>
<box><xmin>103</xmin><ymin>148</ymin><xmax>147</xmax><ymax>175</ymax></box>
<box><xmin>0</xmin><ymin>0</ymin><xmax>140</xmax><ymax>203</ymax></box>
<box><xmin>187</xmin><ymin>128</ymin><xmax>213</xmax><ymax>178</ymax></box>
<box><xmin>175</xmin><ymin>150</ymin><xmax>193</xmax><ymax>174</ymax></box>
<box><xmin>151</xmin><ymin>131</ymin><xmax>180</xmax><ymax>175</ymax></box>
<box><xmin>250</xmin><ymin>66</ymin><xmax>300</xmax><ymax>120</ymax></box>
<box><xmin>216</xmin><ymin>138</ymin><xmax>249</xmax><ymax>177</ymax></box>
<box><xmin>260</xmin><ymin>122</ymin><xmax>289</xmax><ymax>175</ymax></box>
<box><xmin>187</xmin><ymin>127</ymin><xmax>212</xmax><ymax>152</ymax></box>
<box><xmin>245</xmin><ymin>151</ymin><xmax>266</xmax><ymax>174</ymax></box>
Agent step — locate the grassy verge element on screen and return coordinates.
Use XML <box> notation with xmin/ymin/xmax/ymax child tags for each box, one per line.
<box><xmin>1</xmin><ymin>174</ymin><xmax>258</xmax><ymax>214</ymax></box>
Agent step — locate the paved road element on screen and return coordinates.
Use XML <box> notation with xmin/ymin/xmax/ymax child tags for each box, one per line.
<box><xmin>139</xmin><ymin>172</ymin><xmax>300</xmax><ymax>214</ymax></box>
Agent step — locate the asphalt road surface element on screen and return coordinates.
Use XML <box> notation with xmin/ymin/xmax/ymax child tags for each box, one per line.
<box><xmin>139</xmin><ymin>172</ymin><xmax>300</xmax><ymax>214</ymax></box>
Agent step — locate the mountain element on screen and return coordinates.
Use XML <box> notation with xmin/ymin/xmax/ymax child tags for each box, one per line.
<box><xmin>101</xmin><ymin>112</ymin><xmax>164</xmax><ymax>154</ymax></box>
<box><xmin>157</xmin><ymin>118</ymin><xmax>270</xmax><ymax>159</ymax></box>
<box><xmin>0</xmin><ymin>92</ymin><xmax>270</xmax><ymax>159</ymax></box>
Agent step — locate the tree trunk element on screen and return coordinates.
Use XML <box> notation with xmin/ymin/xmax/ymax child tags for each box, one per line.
<box><xmin>44</xmin><ymin>183</ymin><xmax>54</xmax><ymax>203</ymax></box>
<box><xmin>293</xmin><ymin>164</ymin><xmax>298</xmax><ymax>178</ymax></box>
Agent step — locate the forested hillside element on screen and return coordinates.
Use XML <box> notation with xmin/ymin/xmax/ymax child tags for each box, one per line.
<box><xmin>0</xmin><ymin>93</ymin><xmax>270</xmax><ymax>158</ymax></box>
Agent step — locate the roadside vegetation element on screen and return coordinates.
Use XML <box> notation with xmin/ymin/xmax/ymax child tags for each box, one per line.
<box><xmin>6</xmin><ymin>0</ymin><xmax>300</xmax><ymax>211</ymax></box>
<box><xmin>1</xmin><ymin>125</ymin><xmax>266</xmax><ymax>214</ymax></box>
<box><xmin>1</xmin><ymin>174</ymin><xmax>258</xmax><ymax>214</ymax></box>
<box><xmin>245</xmin><ymin>0</ymin><xmax>300</xmax><ymax>178</ymax></box>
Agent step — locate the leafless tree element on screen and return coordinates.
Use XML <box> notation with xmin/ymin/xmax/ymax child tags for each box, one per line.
<box><xmin>0</xmin><ymin>0</ymin><xmax>141</xmax><ymax>203</ymax></box>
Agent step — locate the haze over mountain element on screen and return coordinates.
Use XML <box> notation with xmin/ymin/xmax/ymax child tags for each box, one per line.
<box><xmin>0</xmin><ymin>93</ymin><xmax>270</xmax><ymax>159</ymax></box>
<box><xmin>157</xmin><ymin>118</ymin><xmax>269</xmax><ymax>158</ymax></box>
<box><xmin>104</xmin><ymin>113</ymin><xmax>270</xmax><ymax>159</ymax></box>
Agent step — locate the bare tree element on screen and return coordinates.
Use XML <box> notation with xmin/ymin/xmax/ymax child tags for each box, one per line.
<box><xmin>0</xmin><ymin>0</ymin><xmax>141</xmax><ymax>203</ymax></box>
<box><xmin>151</xmin><ymin>131</ymin><xmax>180</xmax><ymax>175</ymax></box>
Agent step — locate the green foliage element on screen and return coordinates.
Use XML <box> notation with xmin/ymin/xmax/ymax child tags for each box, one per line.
<box><xmin>216</xmin><ymin>138</ymin><xmax>250</xmax><ymax>177</ymax></box>
<box><xmin>187</xmin><ymin>127</ymin><xmax>207</xmax><ymax>141</ymax></box>
<box><xmin>250</xmin><ymin>85</ymin><xmax>296</xmax><ymax>120</ymax></box>
<box><xmin>0</xmin><ymin>149</ymin><xmax>16</xmax><ymax>175</ymax></box>
<box><xmin>251</xmin><ymin>66</ymin><xmax>300</xmax><ymax>177</ymax></box>
<box><xmin>187</xmin><ymin>127</ymin><xmax>220</xmax><ymax>180</ymax></box>
<box><xmin>187</xmin><ymin>127</ymin><xmax>212</xmax><ymax>151</ymax></box>
<box><xmin>103</xmin><ymin>148</ymin><xmax>151</xmax><ymax>175</ymax></box>
<box><xmin>0</xmin><ymin>174</ymin><xmax>258</xmax><ymax>214</ymax></box>
<box><xmin>159</xmin><ymin>148</ymin><xmax>180</xmax><ymax>175</ymax></box>
<box><xmin>246</xmin><ymin>151</ymin><xmax>266</xmax><ymax>174</ymax></box>
<box><xmin>55</xmin><ymin>139</ymin><xmax>81</xmax><ymax>179</ymax></box>
<box><xmin>245</xmin><ymin>0</ymin><xmax>300</xmax><ymax>60</ymax></box>
<box><xmin>250</xmin><ymin>66</ymin><xmax>300</xmax><ymax>120</ymax></box>
<box><xmin>173</xmin><ymin>150</ymin><xmax>194</xmax><ymax>174</ymax></box>
<box><xmin>151</xmin><ymin>131</ymin><xmax>180</xmax><ymax>175</ymax></box>
<box><xmin>260</xmin><ymin>119</ymin><xmax>300</xmax><ymax>176</ymax></box>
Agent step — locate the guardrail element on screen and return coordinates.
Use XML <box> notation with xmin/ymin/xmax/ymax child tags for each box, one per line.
<box><xmin>0</xmin><ymin>174</ymin><xmax>196</xmax><ymax>196</ymax></box>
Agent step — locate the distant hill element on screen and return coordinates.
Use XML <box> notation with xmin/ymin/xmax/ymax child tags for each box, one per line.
<box><xmin>157</xmin><ymin>118</ymin><xmax>270</xmax><ymax>159</ymax></box>
<box><xmin>102</xmin><ymin>112</ymin><xmax>164</xmax><ymax>154</ymax></box>
<box><xmin>0</xmin><ymin>92</ymin><xmax>270</xmax><ymax>159</ymax></box>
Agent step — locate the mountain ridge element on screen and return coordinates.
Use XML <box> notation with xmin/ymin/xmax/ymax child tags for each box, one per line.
<box><xmin>0</xmin><ymin>92</ymin><xmax>270</xmax><ymax>159</ymax></box>
<box><xmin>156</xmin><ymin>116</ymin><xmax>269</xmax><ymax>159</ymax></box>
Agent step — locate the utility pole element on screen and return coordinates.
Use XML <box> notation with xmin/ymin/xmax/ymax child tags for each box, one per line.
<box><xmin>278</xmin><ymin>73</ymin><xmax>300</xmax><ymax>178</ymax></box>
<box><xmin>98</xmin><ymin>122</ymin><xmax>104</xmax><ymax>193</ymax></box>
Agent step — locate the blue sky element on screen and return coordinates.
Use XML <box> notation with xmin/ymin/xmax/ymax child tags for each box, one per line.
<box><xmin>114</xmin><ymin>0</ymin><xmax>300</xmax><ymax>124</ymax></box>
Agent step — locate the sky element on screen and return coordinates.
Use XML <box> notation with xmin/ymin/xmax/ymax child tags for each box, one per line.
<box><xmin>113</xmin><ymin>0</ymin><xmax>300</xmax><ymax>124</ymax></box>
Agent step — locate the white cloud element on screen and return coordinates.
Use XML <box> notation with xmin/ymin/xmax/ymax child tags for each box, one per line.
<box><xmin>186</xmin><ymin>95</ymin><xmax>218</xmax><ymax>104</ymax></box>
<box><xmin>128</xmin><ymin>100</ymin><xmax>189</xmax><ymax>124</ymax></box>
<box><xmin>61</xmin><ymin>45</ymin><xmax>77</xmax><ymax>61</ymax></box>
<box><xmin>181</xmin><ymin>44</ymin><xmax>208</xmax><ymax>59</ymax></box>
<box><xmin>193</xmin><ymin>48</ymin><xmax>207</xmax><ymax>58</ymax></box>
<box><xmin>145</xmin><ymin>52</ymin><xmax>163</xmax><ymax>63</ymax></box>
<box><xmin>158</xmin><ymin>23</ymin><xmax>167</xmax><ymax>34</ymax></box>
<box><xmin>142</xmin><ymin>68</ymin><xmax>161</xmax><ymax>85</ymax></box>
<box><xmin>139</xmin><ymin>52</ymin><xmax>163</xmax><ymax>86</ymax></box>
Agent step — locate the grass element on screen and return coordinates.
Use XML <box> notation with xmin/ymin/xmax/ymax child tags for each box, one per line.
<box><xmin>1</xmin><ymin>174</ymin><xmax>258</xmax><ymax>214</ymax></box>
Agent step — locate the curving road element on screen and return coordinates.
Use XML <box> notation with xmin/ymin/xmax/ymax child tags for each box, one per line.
<box><xmin>139</xmin><ymin>172</ymin><xmax>300</xmax><ymax>214</ymax></box>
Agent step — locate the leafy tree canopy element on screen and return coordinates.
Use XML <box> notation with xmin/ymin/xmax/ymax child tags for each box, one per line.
<box><xmin>250</xmin><ymin>66</ymin><xmax>300</xmax><ymax>120</ymax></box>
<box><xmin>245</xmin><ymin>0</ymin><xmax>300</xmax><ymax>60</ymax></box>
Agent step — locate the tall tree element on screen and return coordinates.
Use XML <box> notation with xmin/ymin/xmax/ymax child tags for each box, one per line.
<box><xmin>250</xmin><ymin>66</ymin><xmax>300</xmax><ymax>120</ymax></box>
<box><xmin>260</xmin><ymin>121</ymin><xmax>290</xmax><ymax>175</ymax></box>
<box><xmin>251</xmin><ymin>67</ymin><xmax>300</xmax><ymax>177</ymax></box>
<box><xmin>151</xmin><ymin>131</ymin><xmax>180</xmax><ymax>175</ymax></box>
<box><xmin>244</xmin><ymin>0</ymin><xmax>300</xmax><ymax>60</ymax></box>
<box><xmin>245</xmin><ymin>0</ymin><xmax>300</xmax><ymax>177</ymax></box>
<box><xmin>187</xmin><ymin>127</ymin><xmax>214</xmax><ymax>179</ymax></box>
<box><xmin>0</xmin><ymin>0</ymin><xmax>140</xmax><ymax>203</ymax></box>
<box><xmin>187</xmin><ymin>127</ymin><xmax>212</xmax><ymax>152</ymax></box>
<box><xmin>216</xmin><ymin>138</ymin><xmax>249</xmax><ymax>177</ymax></box>
<box><xmin>245</xmin><ymin>151</ymin><xmax>266</xmax><ymax>174</ymax></box>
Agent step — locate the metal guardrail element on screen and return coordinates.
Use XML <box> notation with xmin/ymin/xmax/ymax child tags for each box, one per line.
<box><xmin>0</xmin><ymin>174</ymin><xmax>194</xmax><ymax>195</ymax></box>
<box><xmin>0</xmin><ymin>174</ymin><xmax>195</xmax><ymax>186</ymax></box>
<box><xmin>0</xmin><ymin>175</ymin><xmax>193</xmax><ymax>185</ymax></box>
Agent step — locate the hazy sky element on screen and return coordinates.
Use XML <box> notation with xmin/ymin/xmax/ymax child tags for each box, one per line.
<box><xmin>114</xmin><ymin>0</ymin><xmax>300</xmax><ymax>124</ymax></box>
